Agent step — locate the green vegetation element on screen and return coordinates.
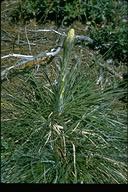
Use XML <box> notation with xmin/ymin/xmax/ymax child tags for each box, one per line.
<box><xmin>1</xmin><ymin>0</ymin><xmax>127</xmax><ymax>183</ymax></box>
<box><xmin>10</xmin><ymin>0</ymin><xmax>128</xmax><ymax>63</ymax></box>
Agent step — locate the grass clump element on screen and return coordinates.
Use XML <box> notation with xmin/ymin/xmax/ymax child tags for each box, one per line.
<box><xmin>1</xmin><ymin>29</ymin><xmax>127</xmax><ymax>183</ymax></box>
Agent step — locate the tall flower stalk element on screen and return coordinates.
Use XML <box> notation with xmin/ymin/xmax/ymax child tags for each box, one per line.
<box><xmin>58</xmin><ymin>28</ymin><xmax>75</xmax><ymax>114</ymax></box>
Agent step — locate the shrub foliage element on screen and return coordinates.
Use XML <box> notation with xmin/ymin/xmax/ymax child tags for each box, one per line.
<box><xmin>10</xmin><ymin>0</ymin><xmax>128</xmax><ymax>63</ymax></box>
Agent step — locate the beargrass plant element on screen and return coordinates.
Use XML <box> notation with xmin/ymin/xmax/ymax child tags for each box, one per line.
<box><xmin>1</xmin><ymin>29</ymin><xmax>127</xmax><ymax>183</ymax></box>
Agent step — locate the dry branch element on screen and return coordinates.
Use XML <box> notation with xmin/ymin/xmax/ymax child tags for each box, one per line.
<box><xmin>1</xmin><ymin>28</ymin><xmax>123</xmax><ymax>82</ymax></box>
<box><xmin>1</xmin><ymin>46</ymin><xmax>62</xmax><ymax>81</ymax></box>
<box><xmin>28</xmin><ymin>28</ymin><xmax>94</xmax><ymax>44</ymax></box>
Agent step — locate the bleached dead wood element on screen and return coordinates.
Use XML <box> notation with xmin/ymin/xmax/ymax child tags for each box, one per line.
<box><xmin>1</xmin><ymin>46</ymin><xmax>62</xmax><ymax>81</ymax></box>
<box><xmin>28</xmin><ymin>29</ymin><xmax>66</xmax><ymax>36</ymax></box>
<box><xmin>28</xmin><ymin>28</ymin><xmax>94</xmax><ymax>44</ymax></box>
<box><xmin>1</xmin><ymin>54</ymin><xmax>34</xmax><ymax>60</ymax></box>
<box><xmin>1</xmin><ymin>28</ymin><xmax>123</xmax><ymax>82</ymax></box>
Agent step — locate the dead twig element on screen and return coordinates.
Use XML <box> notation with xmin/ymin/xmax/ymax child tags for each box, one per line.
<box><xmin>1</xmin><ymin>28</ymin><xmax>123</xmax><ymax>83</ymax></box>
<box><xmin>1</xmin><ymin>46</ymin><xmax>62</xmax><ymax>81</ymax></box>
<box><xmin>27</xmin><ymin>29</ymin><xmax>94</xmax><ymax>44</ymax></box>
<box><xmin>25</xmin><ymin>26</ymin><xmax>32</xmax><ymax>54</ymax></box>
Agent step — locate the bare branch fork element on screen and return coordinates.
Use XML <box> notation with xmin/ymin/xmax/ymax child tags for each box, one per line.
<box><xmin>1</xmin><ymin>46</ymin><xmax>62</xmax><ymax>81</ymax></box>
<box><xmin>28</xmin><ymin>28</ymin><xmax>94</xmax><ymax>44</ymax></box>
<box><xmin>1</xmin><ymin>28</ymin><xmax>123</xmax><ymax>82</ymax></box>
<box><xmin>1</xmin><ymin>27</ymin><xmax>94</xmax><ymax>82</ymax></box>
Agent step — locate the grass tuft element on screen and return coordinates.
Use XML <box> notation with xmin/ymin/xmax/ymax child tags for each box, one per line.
<box><xmin>1</xmin><ymin>28</ymin><xmax>127</xmax><ymax>183</ymax></box>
